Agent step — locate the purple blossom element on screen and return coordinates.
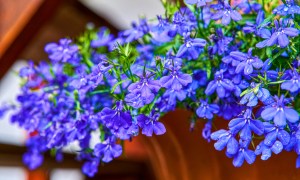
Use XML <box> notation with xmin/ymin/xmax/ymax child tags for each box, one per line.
<box><xmin>211</xmin><ymin>4</ymin><xmax>242</xmax><ymax>25</ymax></box>
<box><xmin>218</xmin><ymin>97</ymin><xmax>242</xmax><ymax>120</ymax></box>
<box><xmin>228</xmin><ymin>108</ymin><xmax>264</xmax><ymax>140</ymax></box>
<box><xmin>137</xmin><ymin>112</ymin><xmax>166</xmax><ymax>136</ymax></box>
<box><xmin>193</xmin><ymin>70</ymin><xmax>208</xmax><ymax>86</ymax></box>
<box><xmin>176</xmin><ymin>32</ymin><xmax>206</xmax><ymax>59</ymax></box>
<box><xmin>255</xmin><ymin>140</ymin><xmax>283</xmax><ymax>160</ymax></box>
<box><xmin>185</xmin><ymin>0</ymin><xmax>212</xmax><ymax>7</ymax></box>
<box><xmin>122</xmin><ymin>19</ymin><xmax>149</xmax><ymax>43</ymax></box>
<box><xmin>297</xmin><ymin>156</ymin><xmax>300</xmax><ymax>168</ymax></box>
<box><xmin>281</xmin><ymin>70</ymin><xmax>300</xmax><ymax>93</ymax></box>
<box><xmin>273</xmin><ymin>0</ymin><xmax>300</xmax><ymax>16</ymax></box>
<box><xmin>91</xmin><ymin>27</ymin><xmax>114</xmax><ymax>48</ymax></box>
<box><xmin>125</xmin><ymin>91</ymin><xmax>148</xmax><ymax>108</ymax></box>
<box><xmin>261</xmin><ymin>95</ymin><xmax>299</xmax><ymax>127</ymax></box>
<box><xmin>202</xmin><ymin>121</ymin><xmax>212</xmax><ymax>142</ymax></box>
<box><xmin>185</xmin><ymin>81</ymin><xmax>199</xmax><ymax>100</ymax></box>
<box><xmin>237</xmin><ymin>0</ymin><xmax>262</xmax><ymax>14</ymax></box>
<box><xmin>163</xmin><ymin>55</ymin><xmax>182</xmax><ymax>69</ymax></box>
<box><xmin>231</xmin><ymin>140</ymin><xmax>256</xmax><ymax>167</ymax></box>
<box><xmin>209</xmin><ymin>28</ymin><xmax>233</xmax><ymax>56</ymax></box>
<box><xmin>262</xmin><ymin>122</ymin><xmax>291</xmax><ymax>147</ymax></box>
<box><xmin>285</xmin><ymin>125</ymin><xmax>300</xmax><ymax>154</ymax></box>
<box><xmin>155</xmin><ymin>96</ymin><xmax>176</xmax><ymax>113</ymax></box>
<box><xmin>101</xmin><ymin>101</ymin><xmax>133</xmax><ymax>130</ymax></box>
<box><xmin>94</xmin><ymin>137</ymin><xmax>122</xmax><ymax>163</ymax></box>
<box><xmin>205</xmin><ymin>70</ymin><xmax>235</xmax><ymax>98</ymax></box>
<box><xmin>196</xmin><ymin>99</ymin><xmax>219</xmax><ymax>119</ymax></box>
<box><xmin>240</xmin><ymin>82</ymin><xmax>271</xmax><ymax>107</ymax></box>
<box><xmin>160</xmin><ymin>67</ymin><xmax>192</xmax><ymax>90</ymax></box>
<box><xmin>127</xmin><ymin>73</ymin><xmax>161</xmax><ymax>103</ymax></box>
<box><xmin>211</xmin><ymin>129</ymin><xmax>239</xmax><ymax>155</ymax></box>
<box><xmin>230</xmin><ymin>48</ymin><xmax>264</xmax><ymax>75</ymax></box>
<box><xmin>243</xmin><ymin>11</ymin><xmax>270</xmax><ymax>38</ymax></box>
<box><xmin>150</xmin><ymin>16</ymin><xmax>173</xmax><ymax>43</ymax></box>
<box><xmin>44</xmin><ymin>38</ymin><xmax>79</xmax><ymax>63</ymax></box>
<box><xmin>23</xmin><ymin>151</ymin><xmax>44</xmax><ymax>170</ymax></box>
<box><xmin>164</xmin><ymin>89</ymin><xmax>187</xmax><ymax>105</ymax></box>
<box><xmin>266</xmin><ymin>19</ymin><xmax>299</xmax><ymax>48</ymax></box>
<box><xmin>82</xmin><ymin>159</ymin><xmax>99</xmax><ymax>177</ymax></box>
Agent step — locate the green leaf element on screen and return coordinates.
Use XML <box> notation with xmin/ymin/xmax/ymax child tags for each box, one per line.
<box><xmin>240</xmin><ymin>88</ymin><xmax>252</xmax><ymax>97</ymax></box>
<box><xmin>90</xmin><ymin>89</ymin><xmax>110</xmax><ymax>95</ymax></box>
<box><xmin>111</xmin><ymin>78</ymin><xmax>129</xmax><ymax>93</ymax></box>
<box><xmin>268</xmin><ymin>80</ymin><xmax>286</xmax><ymax>85</ymax></box>
<box><xmin>63</xmin><ymin>63</ymin><xmax>75</xmax><ymax>76</ymax></box>
<box><xmin>258</xmin><ymin>14</ymin><xmax>275</xmax><ymax>28</ymax></box>
<box><xmin>269</xmin><ymin>48</ymin><xmax>286</xmax><ymax>65</ymax></box>
<box><xmin>266</xmin><ymin>47</ymin><xmax>272</xmax><ymax>58</ymax></box>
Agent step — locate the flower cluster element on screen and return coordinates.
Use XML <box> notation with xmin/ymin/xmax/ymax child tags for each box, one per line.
<box><xmin>2</xmin><ymin>0</ymin><xmax>300</xmax><ymax>176</ymax></box>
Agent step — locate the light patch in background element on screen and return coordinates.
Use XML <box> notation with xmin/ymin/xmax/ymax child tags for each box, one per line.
<box><xmin>51</xmin><ymin>169</ymin><xmax>84</xmax><ymax>180</ymax></box>
<box><xmin>0</xmin><ymin>167</ymin><xmax>26</xmax><ymax>180</ymax></box>
<box><xmin>80</xmin><ymin>0</ymin><xmax>165</xmax><ymax>29</ymax></box>
<box><xmin>0</xmin><ymin>60</ymin><xmax>27</xmax><ymax>145</ymax></box>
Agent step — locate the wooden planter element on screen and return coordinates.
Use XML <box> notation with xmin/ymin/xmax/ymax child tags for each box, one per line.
<box><xmin>125</xmin><ymin>109</ymin><xmax>300</xmax><ymax>180</ymax></box>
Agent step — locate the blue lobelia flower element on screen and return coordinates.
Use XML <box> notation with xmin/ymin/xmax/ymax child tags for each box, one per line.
<box><xmin>122</xmin><ymin>19</ymin><xmax>149</xmax><ymax>43</ymax></box>
<box><xmin>137</xmin><ymin>111</ymin><xmax>166</xmax><ymax>136</ymax></box>
<box><xmin>170</xmin><ymin>7</ymin><xmax>197</xmax><ymax>36</ymax></box>
<box><xmin>163</xmin><ymin>53</ymin><xmax>183</xmax><ymax>69</ymax></box>
<box><xmin>283</xmin><ymin>124</ymin><xmax>300</xmax><ymax>155</ymax></box>
<box><xmin>23</xmin><ymin>136</ymin><xmax>47</xmax><ymax>170</ymax></box>
<box><xmin>91</xmin><ymin>27</ymin><xmax>114</xmax><ymax>48</ymax></box>
<box><xmin>185</xmin><ymin>0</ymin><xmax>212</xmax><ymax>7</ymax></box>
<box><xmin>273</xmin><ymin>0</ymin><xmax>300</xmax><ymax>16</ymax></box>
<box><xmin>218</xmin><ymin>97</ymin><xmax>243</xmax><ymax>120</ymax></box>
<box><xmin>193</xmin><ymin>70</ymin><xmax>208</xmax><ymax>86</ymax></box>
<box><xmin>205</xmin><ymin>70</ymin><xmax>235</xmax><ymax>98</ymax></box>
<box><xmin>261</xmin><ymin>95</ymin><xmax>299</xmax><ymax>127</ymax></box>
<box><xmin>150</xmin><ymin>16</ymin><xmax>173</xmax><ymax>43</ymax></box>
<box><xmin>163</xmin><ymin>89</ymin><xmax>188</xmax><ymax>106</ymax></box>
<box><xmin>44</xmin><ymin>38</ymin><xmax>79</xmax><ymax>63</ymax></box>
<box><xmin>255</xmin><ymin>140</ymin><xmax>283</xmax><ymax>160</ymax></box>
<box><xmin>127</xmin><ymin>73</ymin><xmax>161</xmax><ymax>103</ymax></box>
<box><xmin>209</xmin><ymin>28</ymin><xmax>233</xmax><ymax>56</ymax></box>
<box><xmin>155</xmin><ymin>96</ymin><xmax>176</xmax><ymax>113</ymax></box>
<box><xmin>266</xmin><ymin>19</ymin><xmax>299</xmax><ymax>48</ymax></box>
<box><xmin>88</xmin><ymin>63</ymin><xmax>109</xmax><ymax>89</ymax></box>
<box><xmin>240</xmin><ymin>82</ymin><xmax>271</xmax><ymax>107</ymax></box>
<box><xmin>222</xmin><ymin>55</ymin><xmax>240</xmax><ymax>67</ymax></box>
<box><xmin>202</xmin><ymin>121</ymin><xmax>212</xmax><ymax>142</ymax></box>
<box><xmin>93</xmin><ymin>136</ymin><xmax>122</xmax><ymax>163</ymax></box>
<box><xmin>211</xmin><ymin>4</ymin><xmax>242</xmax><ymax>25</ymax></box>
<box><xmin>125</xmin><ymin>92</ymin><xmax>148</xmax><ymax>109</ymax></box>
<box><xmin>231</xmin><ymin>140</ymin><xmax>256</xmax><ymax>167</ymax></box>
<box><xmin>281</xmin><ymin>70</ymin><xmax>300</xmax><ymax>93</ymax></box>
<box><xmin>255</xmin><ymin>28</ymin><xmax>272</xmax><ymax>48</ymax></box>
<box><xmin>176</xmin><ymin>32</ymin><xmax>206</xmax><ymax>59</ymax></box>
<box><xmin>82</xmin><ymin>159</ymin><xmax>100</xmax><ymax>177</ymax></box>
<box><xmin>237</xmin><ymin>0</ymin><xmax>262</xmax><ymax>14</ymax></box>
<box><xmin>210</xmin><ymin>129</ymin><xmax>239</xmax><ymax>155</ymax></box>
<box><xmin>243</xmin><ymin>11</ymin><xmax>271</xmax><ymax>38</ymax></box>
<box><xmin>185</xmin><ymin>81</ymin><xmax>199</xmax><ymax>100</ymax></box>
<box><xmin>100</xmin><ymin>101</ymin><xmax>133</xmax><ymax>130</ymax></box>
<box><xmin>230</xmin><ymin>48</ymin><xmax>264</xmax><ymax>75</ymax></box>
<box><xmin>228</xmin><ymin>108</ymin><xmax>264</xmax><ymax>140</ymax></box>
<box><xmin>23</xmin><ymin>151</ymin><xmax>44</xmax><ymax>170</ymax></box>
<box><xmin>297</xmin><ymin>155</ymin><xmax>300</xmax><ymax>168</ymax></box>
<box><xmin>160</xmin><ymin>67</ymin><xmax>192</xmax><ymax>90</ymax></box>
<box><xmin>196</xmin><ymin>99</ymin><xmax>219</xmax><ymax>119</ymax></box>
<box><xmin>262</xmin><ymin>122</ymin><xmax>291</xmax><ymax>147</ymax></box>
